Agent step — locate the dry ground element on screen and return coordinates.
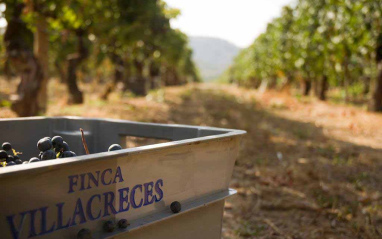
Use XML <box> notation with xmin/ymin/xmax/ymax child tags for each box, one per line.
<box><xmin>0</xmin><ymin>79</ymin><xmax>381</xmax><ymax>238</ymax></box>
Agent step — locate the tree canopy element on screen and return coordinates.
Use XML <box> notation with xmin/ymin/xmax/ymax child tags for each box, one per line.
<box><xmin>227</xmin><ymin>0</ymin><xmax>382</xmax><ymax>111</ymax></box>
<box><xmin>0</xmin><ymin>0</ymin><xmax>200</xmax><ymax>115</ymax></box>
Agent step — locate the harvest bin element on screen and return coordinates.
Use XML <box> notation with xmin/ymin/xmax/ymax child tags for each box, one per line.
<box><xmin>0</xmin><ymin>117</ymin><xmax>246</xmax><ymax>239</ymax></box>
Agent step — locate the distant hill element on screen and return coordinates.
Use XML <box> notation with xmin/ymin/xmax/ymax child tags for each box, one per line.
<box><xmin>189</xmin><ymin>36</ymin><xmax>240</xmax><ymax>81</ymax></box>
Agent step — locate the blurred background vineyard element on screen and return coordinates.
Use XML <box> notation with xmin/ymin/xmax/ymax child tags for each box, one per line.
<box><xmin>0</xmin><ymin>0</ymin><xmax>381</xmax><ymax>115</ymax></box>
<box><xmin>0</xmin><ymin>0</ymin><xmax>200</xmax><ymax>116</ymax></box>
<box><xmin>223</xmin><ymin>0</ymin><xmax>382</xmax><ymax>112</ymax></box>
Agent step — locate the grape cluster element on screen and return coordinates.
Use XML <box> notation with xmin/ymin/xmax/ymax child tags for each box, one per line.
<box><xmin>0</xmin><ymin>138</ymin><xmax>123</xmax><ymax>168</ymax></box>
<box><xmin>34</xmin><ymin>136</ymin><xmax>77</xmax><ymax>163</ymax></box>
<box><xmin>0</xmin><ymin>136</ymin><xmax>78</xmax><ymax>167</ymax></box>
<box><xmin>0</xmin><ymin>142</ymin><xmax>22</xmax><ymax>167</ymax></box>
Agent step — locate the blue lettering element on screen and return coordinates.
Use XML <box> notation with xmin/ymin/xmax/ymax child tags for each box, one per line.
<box><xmin>39</xmin><ymin>207</ymin><xmax>55</xmax><ymax>235</ymax></box>
<box><xmin>27</xmin><ymin>209</ymin><xmax>38</xmax><ymax>238</ymax></box>
<box><xmin>6</xmin><ymin>212</ymin><xmax>27</xmax><ymax>239</ymax></box>
<box><xmin>87</xmin><ymin>194</ymin><xmax>101</xmax><ymax>220</ymax></box>
<box><xmin>56</xmin><ymin>203</ymin><xmax>70</xmax><ymax>230</ymax></box>
<box><xmin>113</xmin><ymin>166</ymin><xmax>124</xmax><ymax>183</ymax></box>
<box><xmin>7</xmin><ymin>171</ymin><xmax>164</xmax><ymax>239</ymax></box>
<box><xmin>101</xmin><ymin>169</ymin><xmax>112</xmax><ymax>185</ymax></box>
<box><xmin>68</xmin><ymin>175</ymin><xmax>79</xmax><ymax>193</ymax></box>
<box><xmin>143</xmin><ymin>182</ymin><xmax>154</xmax><ymax>206</ymax></box>
<box><xmin>154</xmin><ymin>179</ymin><xmax>164</xmax><ymax>202</ymax></box>
<box><xmin>103</xmin><ymin>192</ymin><xmax>118</xmax><ymax>217</ymax></box>
<box><xmin>131</xmin><ymin>185</ymin><xmax>143</xmax><ymax>208</ymax></box>
<box><xmin>80</xmin><ymin>174</ymin><xmax>86</xmax><ymax>191</ymax></box>
<box><xmin>70</xmin><ymin>198</ymin><xmax>86</xmax><ymax>226</ymax></box>
<box><xmin>118</xmin><ymin>187</ymin><xmax>130</xmax><ymax>213</ymax></box>
<box><xmin>87</xmin><ymin>171</ymin><xmax>100</xmax><ymax>189</ymax></box>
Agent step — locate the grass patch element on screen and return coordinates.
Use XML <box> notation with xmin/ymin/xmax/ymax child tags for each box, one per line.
<box><xmin>234</xmin><ymin>221</ymin><xmax>265</xmax><ymax>237</ymax></box>
<box><xmin>293</xmin><ymin>128</ymin><xmax>311</xmax><ymax>140</ymax></box>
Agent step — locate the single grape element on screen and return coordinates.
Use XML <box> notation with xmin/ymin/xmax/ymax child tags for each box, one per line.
<box><xmin>41</xmin><ymin>150</ymin><xmax>56</xmax><ymax>160</ymax></box>
<box><xmin>52</xmin><ymin>136</ymin><xmax>64</xmax><ymax>152</ymax></box>
<box><xmin>29</xmin><ymin>157</ymin><xmax>40</xmax><ymax>163</ymax></box>
<box><xmin>14</xmin><ymin>159</ymin><xmax>22</xmax><ymax>164</ymax></box>
<box><xmin>63</xmin><ymin>141</ymin><xmax>70</xmax><ymax>152</ymax></box>
<box><xmin>37</xmin><ymin>137</ymin><xmax>53</xmax><ymax>152</ymax></box>
<box><xmin>0</xmin><ymin>150</ymin><xmax>8</xmax><ymax>159</ymax></box>
<box><xmin>108</xmin><ymin>144</ymin><xmax>122</xmax><ymax>152</ymax></box>
<box><xmin>62</xmin><ymin>151</ymin><xmax>76</xmax><ymax>158</ymax></box>
<box><xmin>6</xmin><ymin>155</ymin><xmax>14</xmax><ymax>163</ymax></box>
<box><xmin>6</xmin><ymin>161</ymin><xmax>16</xmax><ymax>166</ymax></box>
<box><xmin>2</xmin><ymin>142</ymin><xmax>12</xmax><ymax>151</ymax></box>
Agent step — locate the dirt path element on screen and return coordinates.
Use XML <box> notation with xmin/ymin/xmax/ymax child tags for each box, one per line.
<box><xmin>160</xmin><ymin>84</ymin><xmax>382</xmax><ymax>239</ymax></box>
<box><xmin>1</xmin><ymin>81</ymin><xmax>381</xmax><ymax>238</ymax></box>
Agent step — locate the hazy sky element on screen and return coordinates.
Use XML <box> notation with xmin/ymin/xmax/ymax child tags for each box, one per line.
<box><xmin>165</xmin><ymin>0</ymin><xmax>294</xmax><ymax>48</ymax></box>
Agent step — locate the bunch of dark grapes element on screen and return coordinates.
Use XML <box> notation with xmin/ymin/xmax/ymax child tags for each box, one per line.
<box><xmin>34</xmin><ymin>136</ymin><xmax>77</xmax><ymax>163</ymax></box>
<box><xmin>0</xmin><ymin>137</ymin><xmax>123</xmax><ymax>168</ymax></box>
<box><xmin>0</xmin><ymin>142</ymin><xmax>23</xmax><ymax>167</ymax></box>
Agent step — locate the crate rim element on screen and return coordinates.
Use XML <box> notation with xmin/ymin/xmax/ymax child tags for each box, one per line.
<box><xmin>0</xmin><ymin>116</ymin><xmax>246</xmax><ymax>178</ymax></box>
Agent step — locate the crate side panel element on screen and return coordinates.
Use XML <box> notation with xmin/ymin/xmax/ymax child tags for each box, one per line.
<box><xmin>0</xmin><ymin>136</ymin><xmax>240</xmax><ymax>239</ymax></box>
<box><xmin>118</xmin><ymin>200</ymin><xmax>224</xmax><ymax>239</ymax></box>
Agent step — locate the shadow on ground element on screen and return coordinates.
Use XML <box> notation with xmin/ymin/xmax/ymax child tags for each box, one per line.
<box><xmin>165</xmin><ymin>86</ymin><xmax>382</xmax><ymax>239</ymax></box>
